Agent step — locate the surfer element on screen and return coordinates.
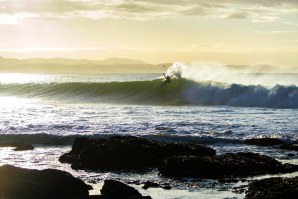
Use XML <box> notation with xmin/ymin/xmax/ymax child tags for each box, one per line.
<box><xmin>163</xmin><ymin>73</ymin><xmax>173</xmax><ymax>83</ymax></box>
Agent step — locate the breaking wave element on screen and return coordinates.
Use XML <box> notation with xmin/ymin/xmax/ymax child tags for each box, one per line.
<box><xmin>0</xmin><ymin>79</ymin><xmax>297</xmax><ymax>108</ymax></box>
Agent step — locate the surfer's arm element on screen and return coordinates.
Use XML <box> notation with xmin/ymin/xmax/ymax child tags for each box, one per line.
<box><xmin>163</xmin><ymin>73</ymin><xmax>166</xmax><ymax>78</ymax></box>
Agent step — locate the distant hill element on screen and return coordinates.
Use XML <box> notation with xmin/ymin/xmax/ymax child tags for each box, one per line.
<box><xmin>0</xmin><ymin>56</ymin><xmax>296</xmax><ymax>73</ymax></box>
<box><xmin>0</xmin><ymin>56</ymin><xmax>170</xmax><ymax>73</ymax></box>
<box><xmin>97</xmin><ymin>58</ymin><xmax>147</xmax><ymax>65</ymax></box>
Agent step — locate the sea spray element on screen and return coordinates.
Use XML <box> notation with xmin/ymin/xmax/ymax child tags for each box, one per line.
<box><xmin>165</xmin><ymin>62</ymin><xmax>187</xmax><ymax>79</ymax></box>
<box><xmin>166</xmin><ymin>62</ymin><xmax>298</xmax><ymax>86</ymax></box>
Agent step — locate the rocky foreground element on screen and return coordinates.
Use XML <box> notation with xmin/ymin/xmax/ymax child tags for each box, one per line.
<box><xmin>1</xmin><ymin>165</ymin><xmax>297</xmax><ymax>199</ymax></box>
<box><xmin>0</xmin><ymin>164</ymin><xmax>90</xmax><ymax>199</ymax></box>
<box><xmin>244</xmin><ymin>177</ymin><xmax>298</xmax><ymax>199</ymax></box>
<box><xmin>159</xmin><ymin>152</ymin><xmax>298</xmax><ymax>178</ymax></box>
<box><xmin>76</xmin><ymin>180</ymin><xmax>152</xmax><ymax>199</ymax></box>
<box><xmin>244</xmin><ymin>137</ymin><xmax>298</xmax><ymax>151</ymax></box>
<box><xmin>0</xmin><ymin>165</ymin><xmax>151</xmax><ymax>199</ymax></box>
<box><xmin>59</xmin><ymin>136</ymin><xmax>298</xmax><ymax>179</ymax></box>
<box><xmin>59</xmin><ymin>136</ymin><xmax>215</xmax><ymax>170</ymax></box>
<box><xmin>0</xmin><ymin>142</ymin><xmax>34</xmax><ymax>151</ymax></box>
<box><xmin>1</xmin><ymin>136</ymin><xmax>297</xmax><ymax>199</ymax></box>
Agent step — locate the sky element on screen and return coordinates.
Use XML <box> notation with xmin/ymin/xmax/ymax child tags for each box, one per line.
<box><xmin>0</xmin><ymin>0</ymin><xmax>298</xmax><ymax>66</ymax></box>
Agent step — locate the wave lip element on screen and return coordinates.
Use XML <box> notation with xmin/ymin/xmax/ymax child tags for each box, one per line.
<box><xmin>0</xmin><ymin>79</ymin><xmax>297</xmax><ymax>108</ymax></box>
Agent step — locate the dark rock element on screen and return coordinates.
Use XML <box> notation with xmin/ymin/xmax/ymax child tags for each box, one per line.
<box><xmin>87</xmin><ymin>179</ymin><xmax>97</xmax><ymax>184</ymax></box>
<box><xmin>155</xmin><ymin>127</ymin><xmax>170</xmax><ymax>131</ymax></box>
<box><xmin>101</xmin><ymin>180</ymin><xmax>151</xmax><ymax>199</ymax></box>
<box><xmin>280</xmin><ymin>144</ymin><xmax>298</xmax><ymax>151</ymax></box>
<box><xmin>142</xmin><ymin>181</ymin><xmax>171</xmax><ymax>190</ymax></box>
<box><xmin>232</xmin><ymin>185</ymin><xmax>247</xmax><ymax>194</ymax></box>
<box><xmin>162</xmin><ymin>185</ymin><xmax>172</xmax><ymax>190</ymax></box>
<box><xmin>59</xmin><ymin>137</ymin><xmax>98</xmax><ymax>164</ymax></box>
<box><xmin>0</xmin><ymin>164</ymin><xmax>91</xmax><ymax>199</ymax></box>
<box><xmin>0</xmin><ymin>142</ymin><xmax>34</xmax><ymax>151</ymax></box>
<box><xmin>128</xmin><ymin>180</ymin><xmax>141</xmax><ymax>185</ymax></box>
<box><xmin>245</xmin><ymin>138</ymin><xmax>285</xmax><ymax>146</ymax></box>
<box><xmin>13</xmin><ymin>143</ymin><xmax>34</xmax><ymax>151</ymax></box>
<box><xmin>159</xmin><ymin>152</ymin><xmax>298</xmax><ymax>178</ymax></box>
<box><xmin>59</xmin><ymin>136</ymin><xmax>215</xmax><ymax>170</ymax></box>
<box><xmin>75</xmin><ymin>180</ymin><xmax>153</xmax><ymax>199</ymax></box>
<box><xmin>244</xmin><ymin>177</ymin><xmax>298</xmax><ymax>199</ymax></box>
<box><xmin>142</xmin><ymin>181</ymin><xmax>160</xmax><ymax>189</ymax></box>
<box><xmin>287</xmin><ymin>153</ymin><xmax>295</xmax><ymax>157</ymax></box>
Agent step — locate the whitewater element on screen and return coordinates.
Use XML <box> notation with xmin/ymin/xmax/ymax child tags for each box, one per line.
<box><xmin>0</xmin><ymin>62</ymin><xmax>297</xmax><ymax>198</ymax></box>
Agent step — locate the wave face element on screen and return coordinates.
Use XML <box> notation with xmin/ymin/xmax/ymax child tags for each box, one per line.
<box><xmin>0</xmin><ymin>79</ymin><xmax>297</xmax><ymax>108</ymax></box>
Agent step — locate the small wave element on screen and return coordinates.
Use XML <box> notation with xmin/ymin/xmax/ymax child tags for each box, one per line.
<box><xmin>0</xmin><ymin>133</ymin><xmax>244</xmax><ymax>146</ymax></box>
<box><xmin>0</xmin><ymin>79</ymin><xmax>297</xmax><ymax>108</ymax></box>
<box><xmin>0</xmin><ymin>134</ymin><xmax>76</xmax><ymax>145</ymax></box>
<box><xmin>0</xmin><ymin>133</ymin><xmax>295</xmax><ymax>146</ymax></box>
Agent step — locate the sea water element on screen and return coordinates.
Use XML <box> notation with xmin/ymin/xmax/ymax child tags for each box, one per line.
<box><xmin>0</xmin><ymin>68</ymin><xmax>297</xmax><ymax>198</ymax></box>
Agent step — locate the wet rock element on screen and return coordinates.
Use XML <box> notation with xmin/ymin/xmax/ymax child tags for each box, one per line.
<box><xmin>13</xmin><ymin>143</ymin><xmax>35</xmax><ymax>151</ymax></box>
<box><xmin>155</xmin><ymin>127</ymin><xmax>170</xmax><ymax>131</ymax></box>
<box><xmin>162</xmin><ymin>185</ymin><xmax>172</xmax><ymax>190</ymax></box>
<box><xmin>287</xmin><ymin>153</ymin><xmax>295</xmax><ymax>157</ymax></box>
<box><xmin>280</xmin><ymin>144</ymin><xmax>298</xmax><ymax>151</ymax></box>
<box><xmin>244</xmin><ymin>177</ymin><xmax>298</xmax><ymax>199</ymax></box>
<box><xmin>0</xmin><ymin>164</ymin><xmax>91</xmax><ymax>199</ymax></box>
<box><xmin>142</xmin><ymin>181</ymin><xmax>172</xmax><ymax>190</ymax></box>
<box><xmin>244</xmin><ymin>138</ymin><xmax>285</xmax><ymax>146</ymax></box>
<box><xmin>76</xmin><ymin>180</ymin><xmax>153</xmax><ymax>198</ymax></box>
<box><xmin>232</xmin><ymin>185</ymin><xmax>247</xmax><ymax>194</ymax></box>
<box><xmin>0</xmin><ymin>142</ymin><xmax>34</xmax><ymax>151</ymax></box>
<box><xmin>142</xmin><ymin>181</ymin><xmax>160</xmax><ymax>189</ymax></box>
<box><xmin>59</xmin><ymin>136</ymin><xmax>215</xmax><ymax>171</ymax></box>
<box><xmin>101</xmin><ymin>180</ymin><xmax>151</xmax><ymax>199</ymax></box>
<box><xmin>159</xmin><ymin>152</ymin><xmax>298</xmax><ymax>178</ymax></box>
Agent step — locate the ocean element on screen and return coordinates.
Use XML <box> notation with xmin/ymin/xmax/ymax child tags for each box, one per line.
<box><xmin>0</xmin><ymin>64</ymin><xmax>297</xmax><ymax>198</ymax></box>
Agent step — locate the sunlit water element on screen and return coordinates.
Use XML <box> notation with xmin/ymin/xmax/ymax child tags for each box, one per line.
<box><xmin>0</xmin><ymin>73</ymin><xmax>297</xmax><ymax>198</ymax></box>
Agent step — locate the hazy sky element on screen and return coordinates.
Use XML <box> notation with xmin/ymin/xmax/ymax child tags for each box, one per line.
<box><xmin>0</xmin><ymin>0</ymin><xmax>298</xmax><ymax>65</ymax></box>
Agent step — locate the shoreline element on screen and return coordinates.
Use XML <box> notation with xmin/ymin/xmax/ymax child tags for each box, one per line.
<box><xmin>0</xmin><ymin>136</ymin><xmax>297</xmax><ymax>198</ymax></box>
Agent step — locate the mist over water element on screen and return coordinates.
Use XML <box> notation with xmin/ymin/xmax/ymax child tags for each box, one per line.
<box><xmin>166</xmin><ymin>62</ymin><xmax>298</xmax><ymax>86</ymax></box>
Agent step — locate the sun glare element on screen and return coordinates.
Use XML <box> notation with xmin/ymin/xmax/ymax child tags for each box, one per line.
<box><xmin>0</xmin><ymin>73</ymin><xmax>53</xmax><ymax>84</ymax></box>
<box><xmin>0</xmin><ymin>96</ymin><xmax>34</xmax><ymax>108</ymax></box>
